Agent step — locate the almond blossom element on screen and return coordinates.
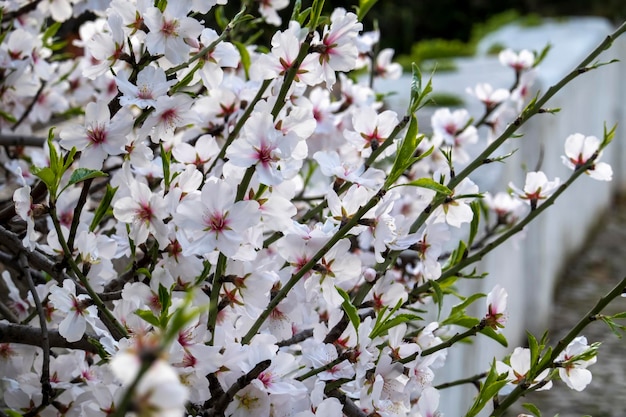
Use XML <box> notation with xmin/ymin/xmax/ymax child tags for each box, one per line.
<box><xmin>48</xmin><ymin>279</ymin><xmax>98</xmax><ymax>343</ymax></box>
<box><xmin>509</xmin><ymin>171</ymin><xmax>561</xmax><ymax>209</ymax></box>
<box><xmin>562</xmin><ymin>133</ymin><xmax>612</xmax><ymax>181</ymax></box>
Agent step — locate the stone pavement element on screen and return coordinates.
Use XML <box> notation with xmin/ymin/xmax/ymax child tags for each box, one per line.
<box><xmin>507</xmin><ymin>195</ymin><xmax>626</xmax><ymax>417</ymax></box>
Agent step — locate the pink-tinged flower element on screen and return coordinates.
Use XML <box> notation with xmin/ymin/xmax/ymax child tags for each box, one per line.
<box><xmin>484</xmin><ymin>192</ymin><xmax>525</xmax><ymax>226</ymax></box>
<box><xmin>344</xmin><ymin>107</ymin><xmax>399</xmax><ymax>157</ymax></box>
<box><xmin>496</xmin><ymin>347</ymin><xmax>553</xmax><ymax>394</ymax></box>
<box><xmin>484</xmin><ymin>284</ymin><xmax>508</xmax><ymax>331</ymax></box>
<box><xmin>139</xmin><ymin>94</ymin><xmax>194</xmax><ymax>143</ymax></box>
<box><xmin>144</xmin><ymin>2</ymin><xmax>203</xmax><ymax>65</ymax></box>
<box><xmin>555</xmin><ymin>336</ymin><xmax>598</xmax><ymax>391</ymax></box>
<box><xmin>253</xmin><ymin>21</ymin><xmax>322</xmax><ymax>86</ymax></box>
<box><xmin>466</xmin><ymin>83</ymin><xmax>510</xmax><ymax>110</ymax></box>
<box><xmin>509</xmin><ymin>171</ymin><xmax>560</xmax><ymax>210</ymax></box>
<box><xmin>314</xmin><ymin>8</ymin><xmax>363</xmax><ymax>87</ymax></box>
<box><xmin>115</xmin><ymin>65</ymin><xmax>176</xmax><ymax>109</ymax></box>
<box><xmin>499</xmin><ymin>48</ymin><xmax>535</xmax><ymax>72</ymax></box>
<box><xmin>174</xmin><ymin>178</ymin><xmax>260</xmax><ymax>258</ymax></box>
<box><xmin>561</xmin><ymin>133</ymin><xmax>612</xmax><ymax>181</ymax></box>
<box><xmin>49</xmin><ymin>279</ymin><xmax>97</xmax><ymax>343</ymax></box>
<box><xmin>189</xmin><ymin>28</ymin><xmax>239</xmax><ymax>90</ymax></box>
<box><xmin>258</xmin><ymin>0</ymin><xmax>289</xmax><ymax>26</ymax></box>
<box><xmin>374</xmin><ymin>48</ymin><xmax>402</xmax><ymax>80</ymax></box>
<box><xmin>226</xmin><ymin>112</ymin><xmax>303</xmax><ymax>186</ymax></box>
<box><xmin>60</xmin><ymin>100</ymin><xmax>133</xmax><ymax>169</ymax></box>
<box><xmin>113</xmin><ymin>180</ymin><xmax>170</xmax><ymax>248</ymax></box>
<box><xmin>431</xmin><ymin>108</ymin><xmax>478</xmax><ymax>164</ymax></box>
<box><xmin>83</xmin><ymin>13</ymin><xmax>126</xmax><ymax>80</ymax></box>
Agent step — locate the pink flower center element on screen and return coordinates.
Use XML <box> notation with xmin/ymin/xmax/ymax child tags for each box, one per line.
<box><xmin>205</xmin><ymin>212</ymin><xmax>230</xmax><ymax>233</ymax></box>
<box><xmin>136</xmin><ymin>203</ymin><xmax>154</xmax><ymax>223</ymax></box>
<box><xmin>161</xmin><ymin>19</ymin><xmax>179</xmax><ymax>37</ymax></box>
<box><xmin>87</xmin><ymin>123</ymin><xmax>107</xmax><ymax>145</ymax></box>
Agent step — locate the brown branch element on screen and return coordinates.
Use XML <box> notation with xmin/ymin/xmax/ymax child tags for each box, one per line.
<box><xmin>0</xmin><ymin>300</ymin><xmax>19</xmax><ymax>323</ymax></box>
<box><xmin>1</xmin><ymin>0</ymin><xmax>42</xmax><ymax>22</ymax></box>
<box><xmin>326</xmin><ymin>389</ymin><xmax>368</xmax><ymax>417</ymax></box>
<box><xmin>0</xmin><ymin>134</ymin><xmax>46</xmax><ymax>147</ymax></box>
<box><xmin>12</xmin><ymin>81</ymin><xmax>46</xmax><ymax>131</ymax></box>
<box><xmin>277</xmin><ymin>328</ymin><xmax>314</xmax><ymax>347</ymax></box>
<box><xmin>206</xmin><ymin>359</ymin><xmax>272</xmax><ymax>417</ymax></box>
<box><xmin>0</xmin><ymin>322</ymin><xmax>100</xmax><ymax>354</ymax></box>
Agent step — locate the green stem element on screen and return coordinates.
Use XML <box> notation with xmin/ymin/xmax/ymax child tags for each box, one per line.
<box><xmin>295</xmin><ymin>353</ymin><xmax>348</xmax><ymax>381</ymax></box>
<box><xmin>490</xmin><ymin>275</ymin><xmax>626</xmax><ymax>417</ymax></box>
<box><xmin>49</xmin><ymin>205</ymin><xmax>128</xmax><ymax>340</ymax></box>
<box><xmin>242</xmin><ymin>190</ymin><xmax>385</xmax><ymax>344</ymax></box>
<box><xmin>408</xmin><ymin>153</ymin><xmax>599</xmax><ymax>302</ymax></box>
<box><xmin>165</xmin><ymin>6</ymin><xmax>247</xmax><ymax>76</ymax></box>
<box><xmin>271</xmin><ymin>31</ymin><xmax>314</xmax><ymax>119</ymax></box>
<box><xmin>207</xmin><ymin>79</ymin><xmax>271</xmax><ymax>173</ymax></box>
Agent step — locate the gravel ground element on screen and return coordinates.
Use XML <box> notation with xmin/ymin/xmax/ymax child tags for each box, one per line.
<box><xmin>507</xmin><ymin>195</ymin><xmax>626</xmax><ymax>417</ymax></box>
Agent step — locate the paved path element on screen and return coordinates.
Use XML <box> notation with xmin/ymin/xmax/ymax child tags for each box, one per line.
<box><xmin>508</xmin><ymin>195</ymin><xmax>626</xmax><ymax>416</ymax></box>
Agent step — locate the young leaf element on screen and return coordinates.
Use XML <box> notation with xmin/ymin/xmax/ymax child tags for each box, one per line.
<box><xmin>336</xmin><ymin>286</ymin><xmax>360</xmax><ymax>333</ymax></box>
<box><xmin>386</xmin><ymin>115</ymin><xmax>418</xmax><ymax>187</ymax></box>
<box><xmin>357</xmin><ymin>0</ymin><xmax>379</xmax><ymax>20</ymax></box>
<box><xmin>479</xmin><ymin>327</ymin><xmax>508</xmax><ymax>347</ymax></box>
<box><xmin>404</xmin><ymin>178</ymin><xmax>452</xmax><ymax>195</ymax></box>
<box><xmin>233</xmin><ymin>41</ymin><xmax>252</xmax><ymax>80</ymax></box>
<box><xmin>90</xmin><ymin>185</ymin><xmax>117</xmax><ymax>232</ymax></box>
<box><xmin>135</xmin><ymin>309</ymin><xmax>161</xmax><ymax>328</ymax></box>
<box><xmin>522</xmin><ymin>403</ymin><xmax>542</xmax><ymax>417</ymax></box>
<box><xmin>468</xmin><ymin>201</ymin><xmax>481</xmax><ymax>247</ymax></box>
<box><xmin>68</xmin><ymin>168</ymin><xmax>107</xmax><ymax>186</ymax></box>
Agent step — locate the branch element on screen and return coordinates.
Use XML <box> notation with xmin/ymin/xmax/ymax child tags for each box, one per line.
<box><xmin>277</xmin><ymin>328</ymin><xmax>314</xmax><ymax>347</ymax></box>
<box><xmin>0</xmin><ymin>134</ymin><xmax>47</xmax><ymax>147</ymax></box>
<box><xmin>326</xmin><ymin>389</ymin><xmax>368</xmax><ymax>417</ymax></box>
<box><xmin>434</xmin><ymin>371</ymin><xmax>487</xmax><ymax>390</ymax></box>
<box><xmin>19</xmin><ymin>252</ymin><xmax>52</xmax><ymax>405</ymax></box>
<box><xmin>1</xmin><ymin>0</ymin><xmax>42</xmax><ymax>22</ymax></box>
<box><xmin>491</xmin><ymin>275</ymin><xmax>626</xmax><ymax>416</ymax></box>
<box><xmin>0</xmin><ymin>322</ymin><xmax>99</xmax><ymax>354</ymax></box>
<box><xmin>206</xmin><ymin>359</ymin><xmax>272</xmax><ymax>417</ymax></box>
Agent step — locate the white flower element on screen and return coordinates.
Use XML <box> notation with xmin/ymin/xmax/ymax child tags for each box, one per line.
<box><xmin>509</xmin><ymin>171</ymin><xmax>560</xmax><ymax>209</ymax></box>
<box><xmin>49</xmin><ymin>279</ymin><xmax>98</xmax><ymax>343</ymax></box>
<box><xmin>496</xmin><ymin>347</ymin><xmax>552</xmax><ymax>394</ymax></box>
<box><xmin>499</xmin><ymin>48</ymin><xmax>535</xmax><ymax>72</ymax></box>
<box><xmin>555</xmin><ymin>336</ymin><xmax>598</xmax><ymax>391</ymax></box>
<box><xmin>561</xmin><ymin>133</ymin><xmax>612</xmax><ymax>181</ymax></box>
<box><xmin>485</xmin><ymin>284</ymin><xmax>507</xmax><ymax>331</ymax></box>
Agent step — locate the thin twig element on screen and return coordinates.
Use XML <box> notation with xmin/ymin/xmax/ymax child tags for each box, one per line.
<box><xmin>19</xmin><ymin>252</ymin><xmax>53</xmax><ymax>405</ymax></box>
<box><xmin>0</xmin><ymin>300</ymin><xmax>19</xmax><ymax>323</ymax></box>
<box><xmin>12</xmin><ymin>81</ymin><xmax>46</xmax><ymax>131</ymax></box>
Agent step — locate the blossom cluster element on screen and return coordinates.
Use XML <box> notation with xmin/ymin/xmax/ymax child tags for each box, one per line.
<box><xmin>0</xmin><ymin>1</ymin><xmax>613</xmax><ymax>417</ymax></box>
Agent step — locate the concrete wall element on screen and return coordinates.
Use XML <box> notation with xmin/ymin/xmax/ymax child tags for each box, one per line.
<box><xmin>376</xmin><ymin>17</ymin><xmax>626</xmax><ymax>416</ymax></box>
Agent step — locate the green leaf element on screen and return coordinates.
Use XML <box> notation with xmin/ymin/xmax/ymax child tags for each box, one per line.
<box><xmin>135</xmin><ymin>309</ymin><xmax>161</xmax><ymax>328</ymax></box>
<box><xmin>533</xmin><ymin>43</ymin><xmax>551</xmax><ymax>68</ymax></box>
<box><xmin>233</xmin><ymin>41</ymin><xmax>251</xmax><ymax>80</ymax></box>
<box><xmin>466</xmin><ymin>360</ymin><xmax>509</xmax><ymax>417</ymax></box>
<box><xmin>387</xmin><ymin>115</ymin><xmax>419</xmax><ymax>186</ymax></box>
<box><xmin>358</xmin><ymin>0</ymin><xmax>379</xmax><ymax>20</ymax></box>
<box><xmin>42</xmin><ymin>21</ymin><xmax>62</xmax><ymax>45</ymax></box>
<box><xmin>602</xmin><ymin>122</ymin><xmax>618</xmax><ymax>149</ymax></box>
<box><xmin>610</xmin><ymin>311</ymin><xmax>626</xmax><ymax>319</ymax></box>
<box><xmin>161</xmin><ymin>144</ymin><xmax>172</xmax><ymax>191</ymax></box>
<box><xmin>430</xmin><ymin>280</ymin><xmax>444</xmax><ymax>320</ymax></box>
<box><xmin>468</xmin><ymin>201</ymin><xmax>481</xmax><ymax>247</ymax></box>
<box><xmin>5</xmin><ymin>410</ymin><xmax>25</xmax><ymax>417</ymax></box>
<box><xmin>0</xmin><ymin>109</ymin><xmax>17</xmax><ymax>123</ymax></box>
<box><xmin>68</xmin><ymin>168</ymin><xmax>107</xmax><ymax>186</ymax></box>
<box><xmin>522</xmin><ymin>403</ymin><xmax>542</xmax><ymax>417</ymax></box>
<box><xmin>158</xmin><ymin>284</ymin><xmax>172</xmax><ymax>317</ymax></box>
<box><xmin>336</xmin><ymin>286</ymin><xmax>360</xmax><ymax>334</ymax></box>
<box><xmin>369</xmin><ymin>314</ymin><xmax>422</xmax><ymax>339</ymax></box>
<box><xmin>409</xmin><ymin>63</ymin><xmax>434</xmax><ymax>113</ymax></box>
<box><xmin>600</xmin><ymin>316</ymin><xmax>625</xmax><ymax>338</ymax></box>
<box><xmin>32</xmin><ymin>167</ymin><xmax>57</xmax><ymax>193</ymax></box>
<box><xmin>479</xmin><ymin>326</ymin><xmax>508</xmax><ymax>347</ymax></box>
<box><xmin>528</xmin><ymin>331</ymin><xmax>540</xmax><ymax>368</ymax></box>
<box><xmin>90</xmin><ymin>185</ymin><xmax>117</xmax><ymax>232</ymax></box>
<box><xmin>445</xmin><ymin>293</ymin><xmax>485</xmax><ymax>323</ymax></box>
<box><xmin>404</xmin><ymin>178</ymin><xmax>452</xmax><ymax>195</ymax></box>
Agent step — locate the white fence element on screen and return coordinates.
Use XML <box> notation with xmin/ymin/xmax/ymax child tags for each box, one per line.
<box><xmin>376</xmin><ymin>17</ymin><xmax>626</xmax><ymax>416</ymax></box>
